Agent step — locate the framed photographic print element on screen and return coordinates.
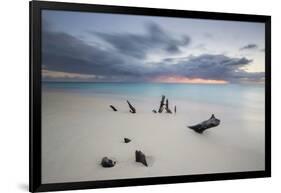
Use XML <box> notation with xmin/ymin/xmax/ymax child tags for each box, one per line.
<box><xmin>30</xmin><ymin>1</ymin><xmax>271</xmax><ymax>192</ymax></box>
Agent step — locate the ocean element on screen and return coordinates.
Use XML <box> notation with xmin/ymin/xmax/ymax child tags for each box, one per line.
<box><xmin>42</xmin><ymin>82</ymin><xmax>265</xmax><ymax>110</ymax></box>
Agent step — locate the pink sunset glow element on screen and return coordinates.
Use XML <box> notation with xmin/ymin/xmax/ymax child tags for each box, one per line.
<box><xmin>153</xmin><ymin>76</ymin><xmax>228</xmax><ymax>84</ymax></box>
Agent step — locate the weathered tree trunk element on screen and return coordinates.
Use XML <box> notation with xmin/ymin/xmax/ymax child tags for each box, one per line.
<box><xmin>174</xmin><ymin>105</ymin><xmax>177</xmax><ymax>114</ymax></box>
<box><xmin>158</xmin><ymin>95</ymin><xmax>165</xmax><ymax>113</ymax></box>
<box><xmin>135</xmin><ymin>150</ymin><xmax>148</xmax><ymax>166</ymax></box>
<box><xmin>188</xmin><ymin>114</ymin><xmax>220</xmax><ymax>133</ymax></box>
<box><xmin>165</xmin><ymin>98</ymin><xmax>172</xmax><ymax>113</ymax></box>
<box><xmin>127</xmin><ymin>100</ymin><xmax>136</xmax><ymax>113</ymax></box>
<box><xmin>109</xmin><ymin>105</ymin><xmax>118</xmax><ymax>112</ymax></box>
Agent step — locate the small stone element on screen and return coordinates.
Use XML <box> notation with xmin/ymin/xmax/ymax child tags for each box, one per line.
<box><xmin>124</xmin><ymin>138</ymin><xmax>131</xmax><ymax>143</ymax></box>
<box><xmin>101</xmin><ymin>157</ymin><xmax>116</xmax><ymax>168</ymax></box>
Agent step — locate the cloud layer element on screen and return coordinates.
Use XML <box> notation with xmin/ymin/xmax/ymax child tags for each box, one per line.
<box><xmin>92</xmin><ymin>23</ymin><xmax>191</xmax><ymax>59</ymax></box>
<box><xmin>42</xmin><ymin>22</ymin><xmax>264</xmax><ymax>83</ymax></box>
<box><xmin>240</xmin><ymin>44</ymin><xmax>258</xmax><ymax>50</ymax></box>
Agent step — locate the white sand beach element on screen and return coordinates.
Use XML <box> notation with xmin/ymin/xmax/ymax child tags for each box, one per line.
<box><xmin>42</xmin><ymin>89</ymin><xmax>265</xmax><ymax>184</ymax></box>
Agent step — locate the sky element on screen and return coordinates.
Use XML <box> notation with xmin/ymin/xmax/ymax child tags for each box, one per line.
<box><xmin>42</xmin><ymin>10</ymin><xmax>265</xmax><ymax>84</ymax></box>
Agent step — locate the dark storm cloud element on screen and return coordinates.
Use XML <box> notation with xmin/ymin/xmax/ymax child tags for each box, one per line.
<box><xmin>42</xmin><ymin>23</ymin><xmax>264</xmax><ymax>83</ymax></box>
<box><xmin>41</xmin><ymin>16</ymin><xmax>123</xmax><ymax>74</ymax></box>
<box><xmin>240</xmin><ymin>44</ymin><xmax>258</xmax><ymax>50</ymax></box>
<box><xmin>169</xmin><ymin>54</ymin><xmax>263</xmax><ymax>82</ymax></box>
<box><xmin>42</xmin><ymin>30</ymin><xmax>142</xmax><ymax>79</ymax></box>
<box><xmin>92</xmin><ymin>23</ymin><xmax>191</xmax><ymax>59</ymax></box>
<box><xmin>141</xmin><ymin>54</ymin><xmax>263</xmax><ymax>83</ymax></box>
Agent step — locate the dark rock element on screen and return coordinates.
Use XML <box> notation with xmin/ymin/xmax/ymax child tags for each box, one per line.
<box><xmin>109</xmin><ymin>105</ymin><xmax>118</xmax><ymax>111</ymax></box>
<box><xmin>127</xmin><ymin>100</ymin><xmax>136</xmax><ymax>113</ymax></box>
<box><xmin>152</xmin><ymin>109</ymin><xmax>157</xmax><ymax>113</ymax></box>
<box><xmin>101</xmin><ymin>157</ymin><xmax>116</xmax><ymax>168</ymax></box>
<box><xmin>188</xmin><ymin>114</ymin><xmax>220</xmax><ymax>134</ymax></box>
<box><xmin>135</xmin><ymin>150</ymin><xmax>148</xmax><ymax>167</ymax></box>
<box><xmin>124</xmin><ymin>138</ymin><xmax>131</xmax><ymax>143</ymax></box>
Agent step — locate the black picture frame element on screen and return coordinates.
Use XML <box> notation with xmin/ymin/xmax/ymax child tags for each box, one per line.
<box><xmin>29</xmin><ymin>1</ymin><xmax>271</xmax><ymax>192</ymax></box>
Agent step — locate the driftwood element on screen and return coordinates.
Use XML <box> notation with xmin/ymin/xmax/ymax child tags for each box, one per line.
<box><xmin>124</xmin><ymin>138</ymin><xmax>131</xmax><ymax>143</ymax></box>
<box><xmin>174</xmin><ymin>105</ymin><xmax>176</xmax><ymax>114</ymax></box>
<box><xmin>109</xmin><ymin>105</ymin><xmax>118</xmax><ymax>112</ymax></box>
<box><xmin>188</xmin><ymin>114</ymin><xmax>220</xmax><ymax>133</ymax></box>
<box><xmin>135</xmin><ymin>150</ymin><xmax>148</xmax><ymax>166</ymax></box>
<box><xmin>127</xmin><ymin>100</ymin><xmax>136</xmax><ymax>113</ymax></box>
<box><xmin>152</xmin><ymin>109</ymin><xmax>157</xmax><ymax>113</ymax></box>
<box><xmin>158</xmin><ymin>95</ymin><xmax>166</xmax><ymax>113</ymax></box>
<box><xmin>101</xmin><ymin>157</ymin><xmax>116</xmax><ymax>168</ymax></box>
<box><xmin>165</xmin><ymin>99</ymin><xmax>172</xmax><ymax>113</ymax></box>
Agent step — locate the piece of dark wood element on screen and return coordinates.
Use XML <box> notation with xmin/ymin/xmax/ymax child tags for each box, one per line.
<box><xmin>165</xmin><ymin>98</ymin><xmax>172</xmax><ymax>113</ymax></box>
<box><xmin>158</xmin><ymin>95</ymin><xmax>165</xmax><ymax>113</ymax></box>
<box><xmin>174</xmin><ymin>105</ymin><xmax>177</xmax><ymax>114</ymax></box>
<box><xmin>124</xmin><ymin>138</ymin><xmax>131</xmax><ymax>143</ymax></box>
<box><xmin>188</xmin><ymin>114</ymin><xmax>220</xmax><ymax>133</ymax></box>
<box><xmin>101</xmin><ymin>157</ymin><xmax>116</xmax><ymax>168</ymax></box>
<box><xmin>135</xmin><ymin>150</ymin><xmax>148</xmax><ymax>166</ymax></box>
<box><xmin>127</xmin><ymin>100</ymin><xmax>136</xmax><ymax>113</ymax></box>
<box><xmin>109</xmin><ymin>105</ymin><xmax>118</xmax><ymax>111</ymax></box>
<box><xmin>152</xmin><ymin>109</ymin><xmax>157</xmax><ymax>113</ymax></box>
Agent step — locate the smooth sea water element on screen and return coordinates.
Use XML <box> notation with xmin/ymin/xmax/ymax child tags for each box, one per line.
<box><xmin>42</xmin><ymin>82</ymin><xmax>265</xmax><ymax>110</ymax></box>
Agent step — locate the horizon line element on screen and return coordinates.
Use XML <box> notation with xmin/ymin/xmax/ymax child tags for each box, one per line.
<box><xmin>42</xmin><ymin>80</ymin><xmax>264</xmax><ymax>85</ymax></box>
